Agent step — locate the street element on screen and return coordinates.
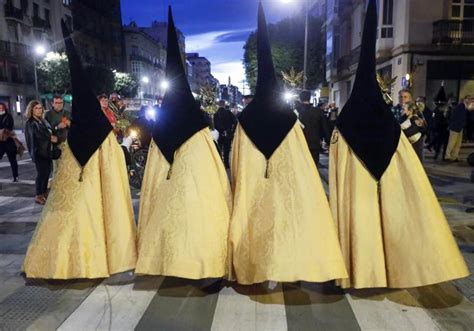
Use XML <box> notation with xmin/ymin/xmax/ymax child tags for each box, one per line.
<box><xmin>0</xmin><ymin>144</ymin><xmax>473</xmax><ymax>330</ymax></box>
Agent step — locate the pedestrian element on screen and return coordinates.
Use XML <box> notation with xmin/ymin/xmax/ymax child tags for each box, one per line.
<box><xmin>445</xmin><ymin>95</ymin><xmax>472</xmax><ymax>161</ymax></box>
<box><xmin>416</xmin><ymin>96</ymin><xmax>433</xmax><ymax>147</ymax></box>
<box><xmin>329</xmin><ymin>0</ymin><xmax>467</xmax><ymax>289</ymax></box>
<box><xmin>45</xmin><ymin>95</ymin><xmax>71</xmax><ymax>176</ymax></box>
<box><xmin>214</xmin><ymin>99</ymin><xmax>237</xmax><ymax>168</ymax></box>
<box><xmin>229</xmin><ymin>3</ymin><xmax>347</xmax><ymax>285</ymax></box>
<box><xmin>98</xmin><ymin>94</ymin><xmax>119</xmax><ymax>134</ymax></box>
<box><xmin>392</xmin><ymin>89</ymin><xmax>412</xmax><ymax>121</ymax></box>
<box><xmin>0</xmin><ymin>102</ymin><xmax>19</xmax><ymax>182</ymax></box>
<box><xmin>297</xmin><ymin>90</ymin><xmax>331</xmax><ymax>167</ymax></box>
<box><xmin>22</xmin><ymin>20</ymin><xmax>136</xmax><ymax>279</ymax></box>
<box><xmin>24</xmin><ymin>100</ymin><xmax>57</xmax><ymax>205</ymax></box>
<box><xmin>242</xmin><ymin>94</ymin><xmax>254</xmax><ymax>107</ymax></box>
<box><xmin>400</xmin><ymin>101</ymin><xmax>427</xmax><ymax>162</ymax></box>
<box><xmin>429</xmin><ymin>85</ymin><xmax>450</xmax><ymax>160</ymax></box>
<box><xmin>45</xmin><ymin>95</ymin><xmax>71</xmax><ymax>144</ymax></box>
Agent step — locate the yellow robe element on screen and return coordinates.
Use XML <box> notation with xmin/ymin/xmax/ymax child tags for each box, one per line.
<box><xmin>23</xmin><ymin>132</ymin><xmax>137</xmax><ymax>279</ymax></box>
<box><xmin>329</xmin><ymin>130</ymin><xmax>469</xmax><ymax>289</ymax></box>
<box><xmin>135</xmin><ymin>129</ymin><xmax>232</xmax><ymax>279</ymax></box>
<box><xmin>229</xmin><ymin>123</ymin><xmax>348</xmax><ymax>285</ymax></box>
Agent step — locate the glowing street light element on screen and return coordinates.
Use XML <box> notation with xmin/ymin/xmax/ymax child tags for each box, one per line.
<box><xmin>35</xmin><ymin>45</ymin><xmax>46</xmax><ymax>56</ymax></box>
<box><xmin>141</xmin><ymin>76</ymin><xmax>150</xmax><ymax>84</ymax></box>
<box><xmin>160</xmin><ymin>80</ymin><xmax>169</xmax><ymax>90</ymax></box>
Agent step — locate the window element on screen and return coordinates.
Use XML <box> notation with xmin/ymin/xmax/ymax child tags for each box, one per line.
<box><xmin>451</xmin><ymin>0</ymin><xmax>474</xmax><ymax>19</ymax></box>
<box><xmin>44</xmin><ymin>9</ymin><xmax>50</xmax><ymax>23</ymax></box>
<box><xmin>131</xmin><ymin>61</ymin><xmax>141</xmax><ymax>74</ymax></box>
<box><xmin>0</xmin><ymin>60</ymin><xmax>7</xmax><ymax>81</ymax></box>
<box><xmin>381</xmin><ymin>0</ymin><xmax>393</xmax><ymax>38</ymax></box>
<box><xmin>63</xmin><ymin>0</ymin><xmax>72</xmax><ymax>6</ymax></box>
<box><xmin>33</xmin><ymin>3</ymin><xmax>39</xmax><ymax>17</ymax></box>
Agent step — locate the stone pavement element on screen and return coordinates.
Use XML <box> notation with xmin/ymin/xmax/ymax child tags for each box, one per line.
<box><xmin>0</xmin><ymin>143</ymin><xmax>473</xmax><ymax>330</ymax></box>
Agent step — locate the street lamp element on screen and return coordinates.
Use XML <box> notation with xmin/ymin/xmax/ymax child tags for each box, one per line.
<box><xmin>281</xmin><ymin>0</ymin><xmax>312</xmax><ymax>90</ymax></box>
<box><xmin>160</xmin><ymin>80</ymin><xmax>169</xmax><ymax>91</ymax></box>
<box><xmin>33</xmin><ymin>44</ymin><xmax>46</xmax><ymax>100</ymax></box>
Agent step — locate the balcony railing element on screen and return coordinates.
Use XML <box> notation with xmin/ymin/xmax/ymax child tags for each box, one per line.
<box><xmin>433</xmin><ymin>20</ymin><xmax>474</xmax><ymax>45</ymax></box>
<box><xmin>0</xmin><ymin>40</ymin><xmax>31</xmax><ymax>58</ymax></box>
<box><xmin>4</xmin><ymin>3</ymin><xmax>24</xmax><ymax>21</ymax></box>
<box><xmin>336</xmin><ymin>46</ymin><xmax>361</xmax><ymax>74</ymax></box>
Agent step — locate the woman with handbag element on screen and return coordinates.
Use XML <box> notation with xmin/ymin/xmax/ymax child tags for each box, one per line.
<box><xmin>25</xmin><ymin>100</ymin><xmax>58</xmax><ymax>205</ymax></box>
<box><xmin>0</xmin><ymin>102</ymin><xmax>19</xmax><ymax>182</ymax></box>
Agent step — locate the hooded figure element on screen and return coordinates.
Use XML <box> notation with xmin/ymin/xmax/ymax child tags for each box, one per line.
<box><xmin>22</xmin><ymin>20</ymin><xmax>137</xmax><ymax>279</ymax></box>
<box><xmin>228</xmin><ymin>3</ymin><xmax>347</xmax><ymax>285</ymax></box>
<box><xmin>329</xmin><ymin>0</ymin><xmax>468</xmax><ymax>288</ymax></box>
<box><xmin>135</xmin><ymin>7</ymin><xmax>231</xmax><ymax>279</ymax></box>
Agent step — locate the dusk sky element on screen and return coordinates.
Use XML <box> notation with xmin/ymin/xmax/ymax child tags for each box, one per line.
<box><xmin>121</xmin><ymin>0</ymin><xmax>302</xmax><ymax>92</ymax></box>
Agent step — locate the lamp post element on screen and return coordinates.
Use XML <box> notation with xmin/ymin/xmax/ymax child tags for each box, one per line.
<box><xmin>140</xmin><ymin>76</ymin><xmax>149</xmax><ymax>105</ymax></box>
<box><xmin>281</xmin><ymin>0</ymin><xmax>314</xmax><ymax>90</ymax></box>
<box><xmin>33</xmin><ymin>45</ymin><xmax>46</xmax><ymax>100</ymax></box>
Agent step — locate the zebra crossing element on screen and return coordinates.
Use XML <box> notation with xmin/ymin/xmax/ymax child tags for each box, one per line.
<box><xmin>1</xmin><ymin>158</ymin><xmax>474</xmax><ymax>330</ymax></box>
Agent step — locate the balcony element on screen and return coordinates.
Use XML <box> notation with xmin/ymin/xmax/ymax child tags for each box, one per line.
<box><xmin>433</xmin><ymin>20</ymin><xmax>474</xmax><ymax>45</ymax></box>
<box><xmin>4</xmin><ymin>3</ymin><xmax>24</xmax><ymax>21</ymax></box>
<box><xmin>336</xmin><ymin>46</ymin><xmax>361</xmax><ymax>75</ymax></box>
<box><xmin>33</xmin><ymin>16</ymin><xmax>51</xmax><ymax>30</ymax></box>
<box><xmin>0</xmin><ymin>40</ymin><xmax>30</xmax><ymax>58</ymax></box>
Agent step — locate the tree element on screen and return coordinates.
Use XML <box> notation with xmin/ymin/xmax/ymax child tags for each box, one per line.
<box><xmin>84</xmin><ymin>65</ymin><xmax>115</xmax><ymax>95</ymax></box>
<box><xmin>37</xmin><ymin>52</ymin><xmax>71</xmax><ymax>94</ymax></box>
<box><xmin>243</xmin><ymin>14</ymin><xmax>326</xmax><ymax>92</ymax></box>
<box><xmin>113</xmin><ymin>71</ymin><xmax>139</xmax><ymax>98</ymax></box>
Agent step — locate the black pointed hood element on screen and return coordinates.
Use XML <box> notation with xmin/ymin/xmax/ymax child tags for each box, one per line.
<box><xmin>152</xmin><ymin>6</ymin><xmax>207</xmax><ymax>165</ymax></box>
<box><xmin>335</xmin><ymin>0</ymin><xmax>401</xmax><ymax>181</ymax></box>
<box><xmin>434</xmin><ymin>85</ymin><xmax>448</xmax><ymax>105</ymax></box>
<box><xmin>61</xmin><ymin>20</ymin><xmax>112</xmax><ymax>167</ymax></box>
<box><xmin>238</xmin><ymin>2</ymin><xmax>297</xmax><ymax>160</ymax></box>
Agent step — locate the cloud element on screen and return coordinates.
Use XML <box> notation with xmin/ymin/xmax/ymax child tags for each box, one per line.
<box><xmin>186</xmin><ymin>29</ymin><xmax>252</xmax><ymax>89</ymax></box>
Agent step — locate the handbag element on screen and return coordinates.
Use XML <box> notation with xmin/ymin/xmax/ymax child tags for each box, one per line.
<box><xmin>51</xmin><ymin>145</ymin><xmax>62</xmax><ymax>160</ymax></box>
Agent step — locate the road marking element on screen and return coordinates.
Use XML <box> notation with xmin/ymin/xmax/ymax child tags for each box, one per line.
<box><xmin>58</xmin><ymin>275</ymin><xmax>163</xmax><ymax>331</ymax></box>
<box><xmin>211</xmin><ymin>283</ymin><xmax>287</xmax><ymax>331</ymax></box>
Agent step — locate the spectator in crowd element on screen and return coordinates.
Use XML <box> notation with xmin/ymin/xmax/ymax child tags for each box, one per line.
<box><xmin>430</xmin><ymin>102</ymin><xmax>450</xmax><ymax>161</ymax></box>
<box><xmin>98</xmin><ymin>94</ymin><xmax>119</xmax><ymax>135</ymax></box>
<box><xmin>242</xmin><ymin>95</ymin><xmax>254</xmax><ymax>107</ymax></box>
<box><xmin>392</xmin><ymin>89</ymin><xmax>413</xmax><ymax>121</ymax></box>
<box><xmin>400</xmin><ymin>101</ymin><xmax>427</xmax><ymax>162</ymax></box>
<box><xmin>45</xmin><ymin>95</ymin><xmax>71</xmax><ymax>145</ymax></box>
<box><xmin>214</xmin><ymin>100</ymin><xmax>237</xmax><ymax>168</ymax></box>
<box><xmin>416</xmin><ymin>96</ymin><xmax>433</xmax><ymax>148</ymax></box>
<box><xmin>445</xmin><ymin>95</ymin><xmax>473</xmax><ymax>161</ymax></box>
<box><xmin>0</xmin><ymin>102</ymin><xmax>19</xmax><ymax>182</ymax></box>
<box><xmin>297</xmin><ymin>90</ymin><xmax>330</xmax><ymax>166</ymax></box>
<box><xmin>25</xmin><ymin>100</ymin><xmax>57</xmax><ymax>205</ymax></box>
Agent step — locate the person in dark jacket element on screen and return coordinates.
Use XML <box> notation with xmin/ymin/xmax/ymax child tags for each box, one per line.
<box><xmin>0</xmin><ymin>102</ymin><xmax>18</xmax><ymax>182</ymax></box>
<box><xmin>45</xmin><ymin>95</ymin><xmax>71</xmax><ymax>145</ymax></box>
<box><xmin>25</xmin><ymin>100</ymin><xmax>57</xmax><ymax>205</ymax></box>
<box><xmin>431</xmin><ymin>104</ymin><xmax>450</xmax><ymax>160</ymax></box>
<box><xmin>297</xmin><ymin>90</ymin><xmax>330</xmax><ymax>167</ymax></box>
<box><xmin>445</xmin><ymin>95</ymin><xmax>472</xmax><ymax>161</ymax></box>
<box><xmin>416</xmin><ymin>96</ymin><xmax>433</xmax><ymax>147</ymax></box>
<box><xmin>213</xmin><ymin>100</ymin><xmax>237</xmax><ymax>168</ymax></box>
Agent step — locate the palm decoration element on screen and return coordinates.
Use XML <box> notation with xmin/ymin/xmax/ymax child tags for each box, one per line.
<box><xmin>377</xmin><ymin>72</ymin><xmax>397</xmax><ymax>105</ymax></box>
<box><xmin>282</xmin><ymin>67</ymin><xmax>304</xmax><ymax>89</ymax></box>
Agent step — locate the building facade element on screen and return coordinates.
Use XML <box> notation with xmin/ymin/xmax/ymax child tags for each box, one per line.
<box><xmin>219</xmin><ymin>82</ymin><xmax>242</xmax><ymax>106</ymax></box>
<box><xmin>325</xmin><ymin>0</ymin><xmax>474</xmax><ymax>108</ymax></box>
<box><xmin>0</xmin><ymin>0</ymin><xmax>72</xmax><ymax>115</ymax></box>
<box><xmin>186</xmin><ymin>52</ymin><xmax>212</xmax><ymax>93</ymax></box>
<box><xmin>71</xmin><ymin>0</ymin><xmax>124</xmax><ymax>70</ymax></box>
<box><xmin>123</xmin><ymin>21</ymin><xmax>165</xmax><ymax>99</ymax></box>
